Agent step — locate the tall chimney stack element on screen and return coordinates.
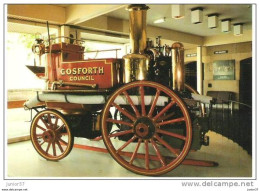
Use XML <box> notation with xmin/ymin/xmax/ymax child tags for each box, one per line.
<box><xmin>123</xmin><ymin>4</ymin><xmax>150</xmax><ymax>83</ymax></box>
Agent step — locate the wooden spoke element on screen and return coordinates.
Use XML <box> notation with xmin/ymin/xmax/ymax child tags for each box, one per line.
<box><xmin>47</xmin><ymin>114</ymin><xmax>52</xmax><ymax>125</ymax></box>
<box><xmin>123</xmin><ymin>91</ymin><xmax>141</xmax><ymax>117</ymax></box>
<box><xmin>148</xmin><ymin>89</ymin><xmax>160</xmax><ymax>117</ymax></box>
<box><xmin>157</xmin><ymin>117</ymin><xmax>185</xmax><ymax>126</ymax></box>
<box><xmin>151</xmin><ymin>139</ymin><xmax>166</xmax><ymax>167</ymax></box>
<box><xmin>145</xmin><ymin>140</ymin><xmax>149</xmax><ymax>170</ymax></box>
<box><xmin>129</xmin><ymin>138</ymin><xmax>142</xmax><ymax>165</ymax></box>
<box><xmin>54</xmin><ymin>117</ymin><xmax>58</xmax><ymax>128</ymax></box>
<box><xmin>117</xmin><ymin>135</ymin><xmax>137</xmax><ymax>153</ymax></box>
<box><xmin>108</xmin><ymin>129</ymin><xmax>133</xmax><ymax>138</ymax></box>
<box><xmin>106</xmin><ymin>118</ymin><xmax>133</xmax><ymax>127</ymax></box>
<box><xmin>40</xmin><ymin>116</ymin><xmax>50</xmax><ymax>129</ymax></box>
<box><xmin>56</xmin><ymin>140</ymin><xmax>64</xmax><ymax>153</ymax></box>
<box><xmin>153</xmin><ymin>101</ymin><xmax>176</xmax><ymax>121</ymax></box>
<box><xmin>157</xmin><ymin>112</ymin><xmax>175</xmax><ymax>121</ymax></box>
<box><xmin>52</xmin><ymin>142</ymin><xmax>56</xmax><ymax>156</ymax></box>
<box><xmin>36</xmin><ymin>125</ymin><xmax>46</xmax><ymax>132</ymax></box>
<box><xmin>112</xmin><ymin>102</ymin><xmax>136</xmax><ymax>121</ymax></box>
<box><xmin>45</xmin><ymin>142</ymin><xmax>51</xmax><ymax>153</ymax></box>
<box><xmin>140</xmin><ymin>86</ymin><xmax>146</xmax><ymax>116</ymax></box>
<box><xmin>157</xmin><ymin>129</ymin><xmax>186</xmax><ymax>141</ymax></box>
<box><xmin>40</xmin><ymin>140</ymin><xmax>45</xmax><ymax>146</ymax></box>
<box><xmin>36</xmin><ymin>133</ymin><xmax>43</xmax><ymax>137</ymax></box>
<box><xmin>154</xmin><ymin>134</ymin><xmax>179</xmax><ymax>156</ymax></box>
<box><xmin>55</xmin><ymin>124</ymin><xmax>65</xmax><ymax>132</ymax></box>
<box><xmin>58</xmin><ymin>137</ymin><xmax>68</xmax><ymax>146</ymax></box>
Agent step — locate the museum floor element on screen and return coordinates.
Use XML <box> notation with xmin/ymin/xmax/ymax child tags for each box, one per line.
<box><xmin>7</xmin><ymin>130</ymin><xmax>252</xmax><ymax>178</ymax></box>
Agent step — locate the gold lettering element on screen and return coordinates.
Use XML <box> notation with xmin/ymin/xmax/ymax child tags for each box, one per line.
<box><xmin>60</xmin><ymin>69</ymin><xmax>65</xmax><ymax>75</ymax></box>
<box><xmin>72</xmin><ymin>68</ymin><xmax>77</xmax><ymax>75</ymax></box>
<box><xmin>66</xmin><ymin>69</ymin><xmax>72</xmax><ymax>75</ymax></box>
<box><xmin>82</xmin><ymin>68</ymin><xmax>87</xmax><ymax>74</ymax></box>
<box><xmin>98</xmin><ymin>67</ymin><xmax>104</xmax><ymax>74</ymax></box>
<box><xmin>88</xmin><ymin>67</ymin><xmax>92</xmax><ymax>74</ymax></box>
<box><xmin>78</xmin><ymin>68</ymin><xmax>82</xmax><ymax>74</ymax></box>
<box><xmin>93</xmin><ymin>67</ymin><xmax>98</xmax><ymax>74</ymax></box>
<box><xmin>68</xmin><ymin>75</ymin><xmax>95</xmax><ymax>81</ymax></box>
<box><xmin>61</xmin><ymin>67</ymin><xmax>104</xmax><ymax>76</ymax></box>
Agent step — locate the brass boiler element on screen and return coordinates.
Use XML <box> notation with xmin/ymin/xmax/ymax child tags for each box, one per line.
<box><xmin>171</xmin><ymin>42</ymin><xmax>185</xmax><ymax>91</ymax></box>
<box><xmin>123</xmin><ymin>4</ymin><xmax>150</xmax><ymax>83</ymax></box>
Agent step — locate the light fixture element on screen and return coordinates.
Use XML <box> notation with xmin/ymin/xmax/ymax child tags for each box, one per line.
<box><xmin>191</xmin><ymin>7</ymin><xmax>203</xmax><ymax>24</ymax></box>
<box><xmin>153</xmin><ymin>17</ymin><xmax>166</xmax><ymax>24</ymax></box>
<box><xmin>171</xmin><ymin>5</ymin><xmax>184</xmax><ymax>19</ymax></box>
<box><xmin>221</xmin><ymin>19</ymin><xmax>231</xmax><ymax>33</ymax></box>
<box><xmin>208</xmin><ymin>14</ymin><xmax>218</xmax><ymax>29</ymax></box>
<box><xmin>234</xmin><ymin>23</ymin><xmax>243</xmax><ymax>36</ymax></box>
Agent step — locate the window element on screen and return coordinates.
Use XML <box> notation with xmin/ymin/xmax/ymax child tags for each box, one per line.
<box><xmin>83</xmin><ymin>40</ymin><xmax>126</xmax><ymax>59</ymax></box>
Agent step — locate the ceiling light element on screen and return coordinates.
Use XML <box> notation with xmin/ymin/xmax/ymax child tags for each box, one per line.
<box><xmin>208</xmin><ymin>14</ymin><xmax>218</xmax><ymax>29</ymax></box>
<box><xmin>234</xmin><ymin>23</ymin><xmax>243</xmax><ymax>36</ymax></box>
<box><xmin>171</xmin><ymin>5</ymin><xmax>184</xmax><ymax>19</ymax></box>
<box><xmin>221</xmin><ymin>19</ymin><xmax>231</xmax><ymax>33</ymax></box>
<box><xmin>153</xmin><ymin>17</ymin><xmax>166</xmax><ymax>24</ymax></box>
<box><xmin>191</xmin><ymin>7</ymin><xmax>203</xmax><ymax>24</ymax></box>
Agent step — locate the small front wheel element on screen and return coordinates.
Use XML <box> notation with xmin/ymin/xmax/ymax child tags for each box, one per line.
<box><xmin>30</xmin><ymin>110</ymin><xmax>74</xmax><ymax>161</ymax></box>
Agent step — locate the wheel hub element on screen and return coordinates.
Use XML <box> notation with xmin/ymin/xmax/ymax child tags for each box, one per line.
<box><xmin>134</xmin><ymin>117</ymin><xmax>155</xmax><ymax>139</ymax></box>
<box><xmin>42</xmin><ymin>129</ymin><xmax>56</xmax><ymax>142</ymax></box>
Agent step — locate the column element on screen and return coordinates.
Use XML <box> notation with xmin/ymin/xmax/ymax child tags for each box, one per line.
<box><xmin>60</xmin><ymin>25</ymin><xmax>70</xmax><ymax>43</ymax></box>
<box><xmin>197</xmin><ymin>46</ymin><xmax>203</xmax><ymax>94</ymax></box>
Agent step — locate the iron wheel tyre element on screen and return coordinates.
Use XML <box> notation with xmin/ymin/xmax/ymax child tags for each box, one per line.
<box><xmin>101</xmin><ymin>81</ymin><xmax>192</xmax><ymax>176</ymax></box>
<box><xmin>30</xmin><ymin>109</ymin><xmax>74</xmax><ymax>161</ymax></box>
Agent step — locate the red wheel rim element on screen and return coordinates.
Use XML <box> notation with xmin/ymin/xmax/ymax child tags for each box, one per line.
<box><xmin>30</xmin><ymin>110</ymin><xmax>73</xmax><ymax>161</ymax></box>
<box><xmin>101</xmin><ymin>81</ymin><xmax>192</xmax><ymax>176</ymax></box>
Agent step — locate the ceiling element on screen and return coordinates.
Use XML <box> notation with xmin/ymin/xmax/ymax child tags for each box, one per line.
<box><xmin>105</xmin><ymin>4</ymin><xmax>252</xmax><ymax>37</ymax></box>
<box><xmin>7</xmin><ymin>4</ymin><xmax>252</xmax><ymax>49</ymax></box>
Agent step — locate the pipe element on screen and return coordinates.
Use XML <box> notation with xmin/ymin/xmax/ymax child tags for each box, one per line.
<box><xmin>171</xmin><ymin>42</ymin><xmax>185</xmax><ymax>91</ymax></box>
<box><xmin>149</xmin><ymin>48</ymin><xmax>160</xmax><ymax>61</ymax></box>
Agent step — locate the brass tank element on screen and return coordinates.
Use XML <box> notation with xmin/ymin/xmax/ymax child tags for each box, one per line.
<box><xmin>171</xmin><ymin>42</ymin><xmax>185</xmax><ymax>91</ymax></box>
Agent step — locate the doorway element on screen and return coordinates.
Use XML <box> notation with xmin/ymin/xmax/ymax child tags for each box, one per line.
<box><xmin>185</xmin><ymin>61</ymin><xmax>197</xmax><ymax>90</ymax></box>
<box><xmin>239</xmin><ymin>57</ymin><xmax>252</xmax><ymax>107</ymax></box>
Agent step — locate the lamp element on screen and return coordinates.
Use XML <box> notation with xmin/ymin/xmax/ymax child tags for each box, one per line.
<box><xmin>154</xmin><ymin>17</ymin><xmax>166</xmax><ymax>24</ymax></box>
<box><xmin>221</xmin><ymin>19</ymin><xmax>231</xmax><ymax>32</ymax></box>
<box><xmin>191</xmin><ymin>7</ymin><xmax>203</xmax><ymax>24</ymax></box>
<box><xmin>234</xmin><ymin>23</ymin><xmax>243</xmax><ymax>36</ymax></box>
<box><xmin>208</xmin><ymin>14</ymin><xmax>218</xmax><ymax>29</ymax></box>
<box><xmin>171</xmin><ymin>5</ymin><xmax>184</xmax><ymax>19</ymax></box>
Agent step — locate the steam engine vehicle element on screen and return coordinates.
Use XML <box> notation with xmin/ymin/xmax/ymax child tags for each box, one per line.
<box><xmin>25</xmin><ymin>4</ymin><xmax>213</xmax><ymax>176</ymax></box>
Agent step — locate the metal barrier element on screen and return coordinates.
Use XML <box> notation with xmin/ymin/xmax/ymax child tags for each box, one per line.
<box><xmin>207</xmin><ymin>101</ymin><xmax>252</xmax><ymax>155</ymax></box>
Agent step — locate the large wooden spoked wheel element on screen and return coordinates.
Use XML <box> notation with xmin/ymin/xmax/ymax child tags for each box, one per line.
<box><xmin>101</xmin><ymin>81</ymin><xmax>192</xmax><ymax>176</ymax></box>
<box><xmin>30</xmin><ymin>110</ymin><xmax>74</xmax><ymax>161</ymax></box>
